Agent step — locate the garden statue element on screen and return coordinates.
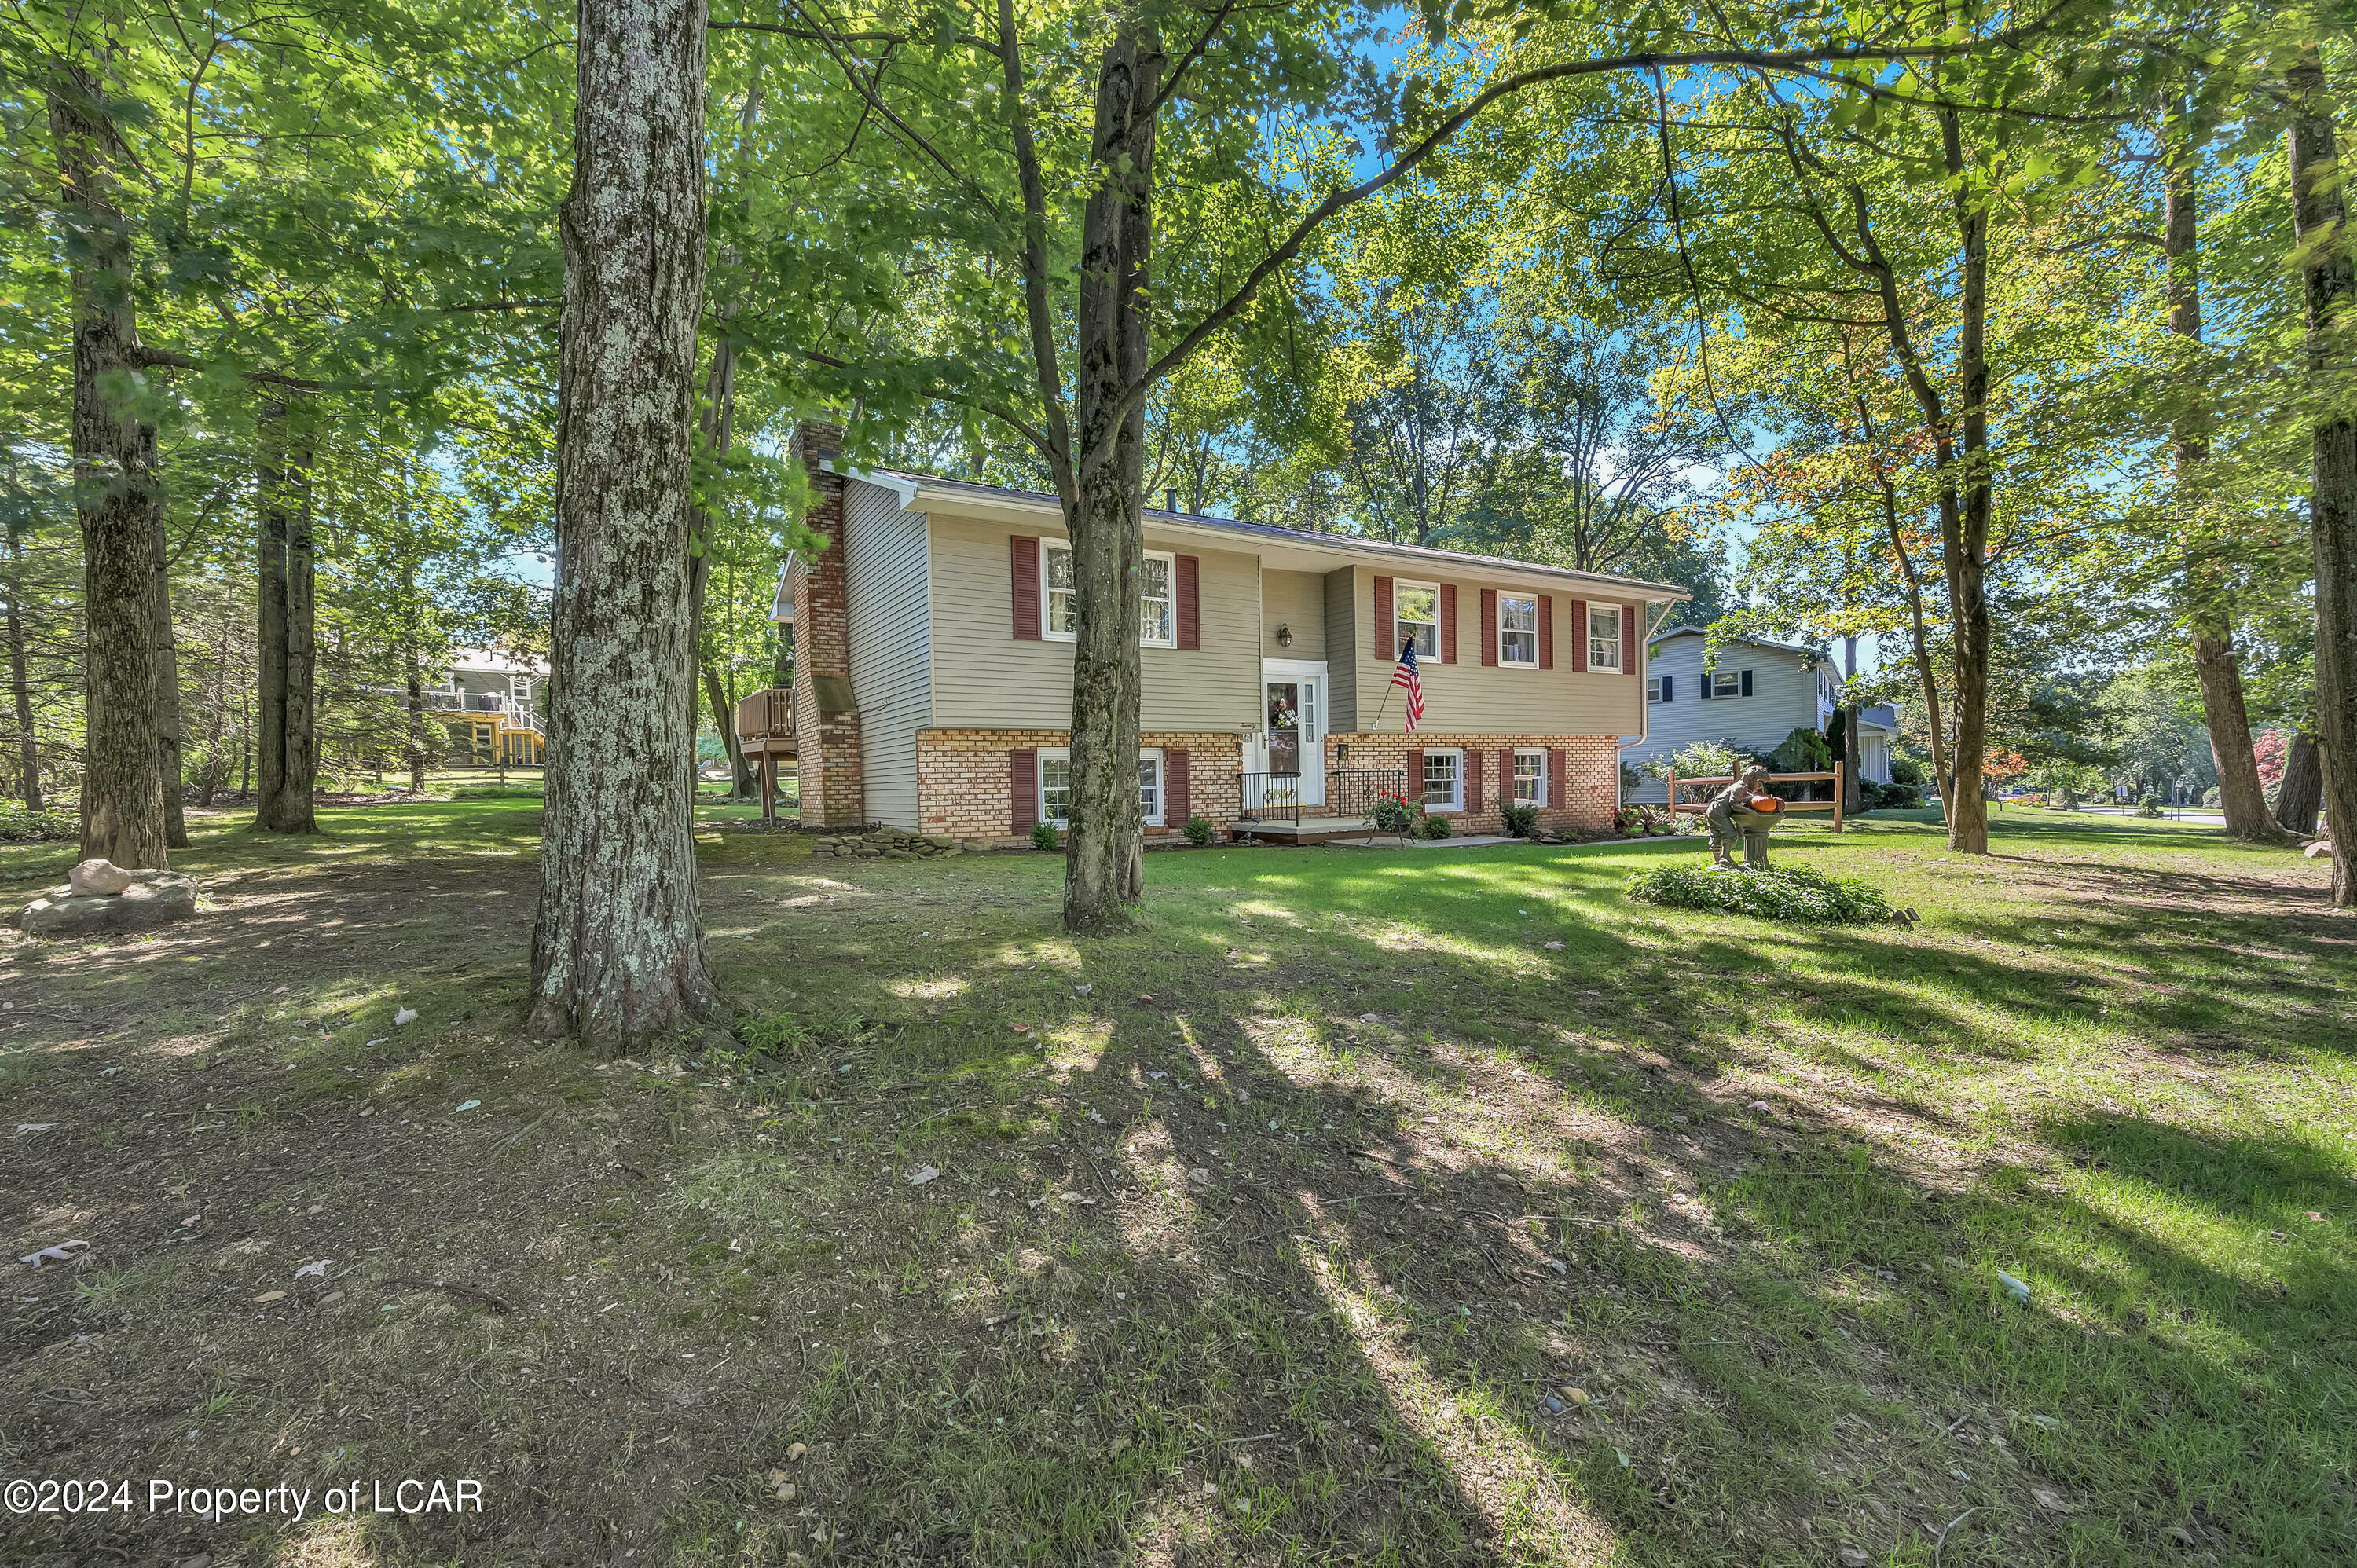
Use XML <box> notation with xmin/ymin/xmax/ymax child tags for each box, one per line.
<box><xmin>1704</xmin><ymin>765</ymin><xmax>1781</xmax><ymax>869</ymax></box>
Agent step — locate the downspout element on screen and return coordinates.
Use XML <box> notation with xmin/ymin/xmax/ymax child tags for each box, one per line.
<box><xmin>1615</xmin><ymin>601</ymin><xmax>1681</xmax><ymax>809</ymax></box>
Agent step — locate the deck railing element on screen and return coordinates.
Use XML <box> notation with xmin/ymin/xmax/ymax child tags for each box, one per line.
<box><xmin>735</xmin><ymin>687</ymin><xmax>796</xmax><ymax>742</ymax></box>
<box><xmin>1327</xmin><ymin>768</ymin><xmax>1409</xmax><ymax>822</ymax></box>
<box><xmin>1236</xmin><ymin>772</ymin><xmax>1304</xmax><ymax>824</ymax></box>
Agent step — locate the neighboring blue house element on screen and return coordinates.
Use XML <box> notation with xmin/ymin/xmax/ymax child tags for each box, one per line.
<box><xmin>1622</xmin><ymin>627</ymin><xmax>1896</xmax><ymax>801</ymax></box>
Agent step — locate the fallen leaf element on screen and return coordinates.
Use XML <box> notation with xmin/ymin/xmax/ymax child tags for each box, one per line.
<box><xmin>253</xmin><ymin>1290</ymin><xmax>287</xmax><ymax>1304</ymax></box>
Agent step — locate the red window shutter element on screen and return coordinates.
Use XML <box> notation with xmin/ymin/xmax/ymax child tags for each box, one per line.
<box><xmin>1622</xmin><ymin>603</ymin><xmax>1638</xmax><ymax>667</ymax></box>
<box><xmin>1176</xmin><ymin>555</ymin><xmax>1200</xmax><ymax>650</ymax></box>
<box><xmin>1168</xmin><ymin>749</ymin><xmax>1190</xmax><ymax>825</ymax></box>
<box><xmin>1010</xmin><ymin>749</ymin><xmax>1038</xmax><ymax>833</ymax></box>
<box><xmin>1466</xmin><ymin>748</ymin><xmax>1484</xmax><ymax>813</ymax></box>
<box><xmin>1408</xmin><ymin>747</ymin><xmax>1424</xmax><ymax>800</ymax></box>
<box><xmin>1539</xmin><ymin>595</ymin><xmax>1554</xmax><ymax>669</ymax></box>
<box><xmin>1548</xmin><ymin>747</ymin><xmax>1566</xmax><ymax>808</ymax></box>
<box><xmin>1479</xmin><ymin>588</ymin><xmax>1498</xmax><ymax>667</ymax></box>
<box><xmin>1373</xmin><ymin>576</ymin><xmax>1393</xmax><ymax>659</ymax></box>
<box><xmin>1010</xmin><ymin>537</ymin><xmax>1041</xmax><ymax>640</ymax></box>
<box><xmin>1440</xmin><ymin>583</ymin><xmax>1458</xmax><ymax>665</ymax></box>
<box><xmin>1571</xmin><ymin>599</ymin><xmax>1589</xmax><ymax>672</ymax></box>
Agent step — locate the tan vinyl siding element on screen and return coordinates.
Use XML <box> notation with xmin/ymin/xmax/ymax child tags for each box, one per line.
<box><xmin>1342</xmin><ymin>566</ymin><xmax>1641</xmax><ymax>737</ymax></box>
<box><xmin>1260</xmin><ymin>569</ymin><xmax>1326</xmax><ymax>658</ymax></box>
<box><xmin>842</xmin><ymin>480</ymin><xmax>933</xmax><ymax>826</ymax></box>
<box><xmin>926</xmin><ymin>509</ymin><xmax>1262</xmax><ymax>731</ymax></box>
<box><xmin>1323</xmin><ymin>567</ymin><xmax>1358</xmax><ymax>733</ymax></box>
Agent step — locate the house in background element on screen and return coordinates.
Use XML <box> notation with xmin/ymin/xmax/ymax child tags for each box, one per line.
<box><xmin>1622</xmin><ymin>627</ymin><xmax>1894</xmax><ymax>801</ymax></box>
<box><xmin>739</xmin><ymin>422</ymin><xmax>1689</xmax><ymax>841</ymax></box>
<box><xmin>428</xmin><ymin>648</ymin><xmax>547</xmax><ymax>768</ymax></box>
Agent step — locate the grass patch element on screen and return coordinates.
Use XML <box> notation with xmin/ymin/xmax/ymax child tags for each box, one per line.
<box><xmin>2</xmin><ymin>802</ymin><xmax>2351</xmax><ymax>1566</ymax></box>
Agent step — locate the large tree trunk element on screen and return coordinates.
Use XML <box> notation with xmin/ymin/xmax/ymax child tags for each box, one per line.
<box><xmin>2277</xmin><ymin>728</ymin><xmax>2323</xmax><ymax>835</ymax></box>
<box><xmin>2287</xmin><ymin>49</ymin><xmax>2357</xmax><ymax>906</ymax></box>
<box><xmin>528</xmin><ymin>0</ymin><xmax>726</xmax><ymax>1050</ymax></box>
<box><xmin>2165</xmin><ymin>104</ymin><xmax>2284</xmax><ymax>843</ymax></box>
<box><xmin>1939</xmin><ymin>108</ymin><xmax>1992</xmax><ymax>856</ymax></box>
<box><xmin>152</xmin><ymin>496</ymin><xmax>187</xmax><ymax>846</ymax></box>
<box><xmin>1062</xmin><ymin>30</ymin><xmax>1162</xmax><ymax>932</ymax></box>
<box><xmin>49</xmin><ymin>50</ymin><xmax>167</xmax><ymax>869</ymax></box>
<box><xmin>5</xmin><ymin>538</ymin><xmax>38</xmax><ymax>811</ymax></box>
<box><xmin>254</xmin><ymin>401</ymin><xmax>318</xmax><ymax>833</ymax></box>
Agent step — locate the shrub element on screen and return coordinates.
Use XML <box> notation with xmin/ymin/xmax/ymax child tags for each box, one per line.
<box><xmin>2135</xmin><ymin>795</ymin><xmax>2164</xmax><ymax>819</ymax></box>
<box><xmin>1888</xmin><ymin>757</ymin><xmax>1925</xmax><ymax>789</ymax></box>
<box><xmin>0</xmin><ymin>804</ymin><xmax>76</xmax><ymax>843</ymax></box>
<box><xmin>1770</xmin><ymin>725</ymin><xmax>1833</xmax><ymax>773</ymax></box>
<box><xmin>1501</xmin><ymin>803</ymin><xmax>1538</xmax><ymax>837</ymax></box>
<box><xmin>1863</xmin><ymin>779</ymin><xmax>1922</xmax><ymax>810</ymax></box>
<box><xmin>1615</xmin><ymin>804</ymin><xmax>1647</xmax><ymax>833</ymax></box>
<box><xmin>1420</xmin><ymin>813</ymin><xmax>1453</xmax><ymax>839</ymax></box>
<box><xmin>1626</xmin><ymin>863</ymin><xmax>1893</xmax><ymax>925</ymax></box>
<box><xmin>1029</xmin><ymin>819</ymin><xmax>1062</xmax><ymax>850</ymax></box>
<box><xmin>2202</xmin><ymin>786</ymin><xmax>2221</xmax><ymax>808</ymax></box>
<box><xmin>1181</xmin><ymin>815</ymin><xmax>1215</xmax><ymax>846</ymax></box>
<box><xmin>1644</xmin><ymin>739</ymin><xmax>1743</xmax><ymax>789</ymax></box>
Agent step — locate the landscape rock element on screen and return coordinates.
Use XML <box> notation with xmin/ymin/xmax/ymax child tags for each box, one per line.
<box><xmin>70</xmin><ymin>858</ymin><xmax>160</xmax><ymax>896</ymax></box>
<box><xmin>13</xmin><ymin>873</ymin><xmax>198</xmax><ymax>937</ymax></box>
<box><xmin>806</xmin><ymin>827</ymin><xmax>987</xmax><ymax>860</ymax></box>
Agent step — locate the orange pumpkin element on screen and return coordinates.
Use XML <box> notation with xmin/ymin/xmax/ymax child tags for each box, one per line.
<box><xmin>1748</xmin><ymin>793</ymin><xmax>1783</xmax><ymax>812</ymax></box>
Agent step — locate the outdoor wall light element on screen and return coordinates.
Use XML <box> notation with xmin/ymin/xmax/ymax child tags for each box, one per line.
<box><xmin>1276</xmin><ymin>624</ymin><xmax>1293</xmax><ymax>647</ymax></box>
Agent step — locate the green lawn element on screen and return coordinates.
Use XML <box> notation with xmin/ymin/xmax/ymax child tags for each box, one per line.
<box><xmin>2</xmin><ymin>804</ymin><xmax>2350</xmax><ymax>1566</ymax></box>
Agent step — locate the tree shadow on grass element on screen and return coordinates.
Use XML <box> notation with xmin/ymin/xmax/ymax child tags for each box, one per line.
<box><xmin>10</xmin><ymin>822</ymin><xmax>2353</xmax><ymax>1567</ymax></box>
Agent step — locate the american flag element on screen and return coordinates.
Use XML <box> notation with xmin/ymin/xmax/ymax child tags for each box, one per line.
<box><xmin>1390</xmin><ymin>639</ymin><xmax>1424</xmax><ymax>731</ymax></box>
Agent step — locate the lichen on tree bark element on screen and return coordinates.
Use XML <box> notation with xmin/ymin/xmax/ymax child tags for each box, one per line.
<box><xmin>529</xmin><ymin>0</ymin><xmax>729</xmax><ymax>1048</ymax></box>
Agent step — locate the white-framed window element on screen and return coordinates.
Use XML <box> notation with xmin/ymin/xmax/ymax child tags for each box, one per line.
<box><xmin>1140</xmin><ymin>551</ymin><xmax>1176</xmax><ymax>647</ymax></box>
<box><xmin>1422</xmin><ymin>748</ymin><xmax>1462</xmax><ymax>811</ymax></box>
<box><xmin>1038</xmin><ymin>747</ymin><xmax>1164</xmax><ymax>826</ymax></box>
<box><xmin>1648</xmin><ymin>676</ymin><xmax>1663</xmax><ymax>702</ymax></box>
<box><xmin>1138</xmin><ymin>749</ymin><xmax>1164</xmax><ymax>825</ymax></box>
<box><xmin>1500</xmin><ymin>595</ymin><xmax>1538</xmax><ymax>666</ymax></box>
<box><xmin>508</xmin><ymin>674</ymin><xmax>533</xmax><ymax>705</ymax></box>
<box><xmin>1394</xmin><ymin>581</ymin><xmax>1439</xmax><ymax>658</ymax></box>
<box><xmin>1044</xmin><ymin>540</ymin><xmax>1078</xmax><ymax>638</ymax></box>
<box><xmin>1041</xmin><ymin>751</ymin><xmax>1074</xmax><ymax>823</ymax></box>
<box><xmin>1709</xmin><ymin>670</ymin><xmax>1742</xmax><ymax>698</ymax></box>
<box><xmin>1512</xmin><ymin>749</ymin><xmax>1545</xmax><ymax>804</ymax></box>
<box><xmin>1043</xmin><ymin>541</ymin><xmax>1178</xmax><ymax>647</ymax></box>
<box><xmin>1588</xmin><ymin>604</ymin><xmax>1622</xmax><ymax>671</ymax></box>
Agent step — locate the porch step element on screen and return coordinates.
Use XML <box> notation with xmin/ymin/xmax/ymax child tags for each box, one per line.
<box><xmin>1229</xmin><ymin>815</ymin><xmax>1381</xmax><ymax>844</ymax></box>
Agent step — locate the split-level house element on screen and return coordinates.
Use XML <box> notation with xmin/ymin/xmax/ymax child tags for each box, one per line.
<box><xmin>760</xmin><ymin>423</ymin><xmax>1690</xmax><ymax>841</ymax></box>
<box><xmin>1621</xmin><ymin>627</ymin><xmax>1895</xmax><ymax>800</ymax></box>
<box><xmin>427</xmin><ymin>648</ymin><xmax>548</xmax><ymax>768</ymax></box>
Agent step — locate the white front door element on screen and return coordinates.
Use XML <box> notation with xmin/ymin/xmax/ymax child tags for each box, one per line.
<box><xmin>1261</xmin><ymin>660</ymin><xmax>1327</xmax><ymax>808</ymax></box>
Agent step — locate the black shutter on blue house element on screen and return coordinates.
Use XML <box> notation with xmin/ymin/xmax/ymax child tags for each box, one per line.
<box><xmin>1699</xmin><ymin>674</ymin><xmax>1712</xmax><ymax>700</ymax></box>
<box><xmin>1740</xmin><ymin>669</ymin><xmax>1754</xmax><ymax>697</ymax></box>
<box><xmin>1661</xmin><ymin>674</ymin><xmax>1673</xmax><ymax>702</ymax></box>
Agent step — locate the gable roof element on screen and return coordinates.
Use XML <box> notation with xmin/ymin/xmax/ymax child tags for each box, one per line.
<box><xmin>827</xmin><ymin>462</ymin><xmax>1692</xmax><ymax>602</ymax></box>
<box><xmin>1648</xmin><ymin>625</ymin><xmax>1827</xmax><ymax>661</ymax></box>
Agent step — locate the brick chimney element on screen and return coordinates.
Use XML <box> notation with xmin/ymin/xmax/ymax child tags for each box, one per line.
<box><xmin>790</xmin><ymin>419</ymin><xmax>863</xmax><ymax>828</ymax></box>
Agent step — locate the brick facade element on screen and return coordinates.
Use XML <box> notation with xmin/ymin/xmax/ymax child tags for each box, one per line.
<box><xmin>1325</xmin><ymin>731</ymin><xmax>1621</xmax><ymax>836</ymax></box>
<box><xmin>792</xmin><ymin>423</ymin><xmax>864</xmax><ymax>829</ymax></box>
<box><xmin>916</xmin><ymin>728</ymin><xmax>1245</xmax><ymax>844</ymax></box>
